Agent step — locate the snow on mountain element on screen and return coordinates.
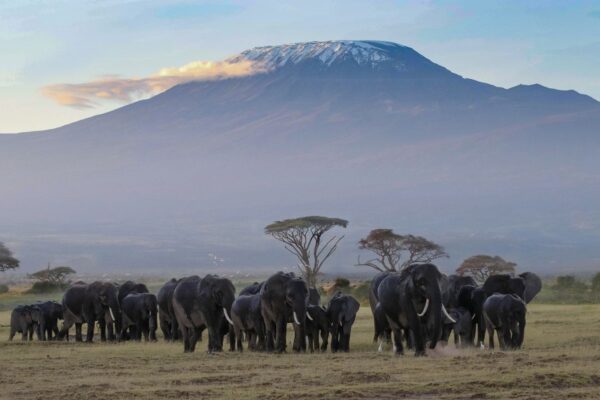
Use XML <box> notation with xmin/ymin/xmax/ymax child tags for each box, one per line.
<box><xmin>229</xmin><ymin>40</ymin><xmax>408</xmax><ymax>69</ymax></box>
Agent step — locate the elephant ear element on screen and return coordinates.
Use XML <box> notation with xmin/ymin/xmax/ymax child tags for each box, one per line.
<box><xmin>519</xmin><ymin>272</ymin><xmax>542</xmax><ymax>304</ymax></box>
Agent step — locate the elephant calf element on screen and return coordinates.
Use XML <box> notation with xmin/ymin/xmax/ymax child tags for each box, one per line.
<box><xmin>231</xmin><ymin>293</ymin><xmax>265</xmax><ymax>352</ymax></box>
<box><xmin>440</xmin><ymin>307</ymin><xmax>472</xmax><ymax>348</ymax></box>
<box><xmin>9</xmin><ymin>305</ymin><xmax>36</xmax><ymax>341</ymax></box>
<box><xmin>327</xmin><ymin>292</ymin><xmax>360</xmax><ymax>353</ymax></box>
<box><xmin>306</xmin><ymin>305</ymin><xmax>329</xmax><ymax>352</ymax></box>
<box><xmin>120</xmin><ymin>293</ymin><xmax>158</xmax><ymax>341</ymax></box>
<box><xmin>483</xmin><ymin>294</ymin><xmax>527</xmax><ymax>350</ymax></box>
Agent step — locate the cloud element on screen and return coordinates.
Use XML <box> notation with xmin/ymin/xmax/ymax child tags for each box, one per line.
<box><xmin>42</xmin><ymin>59</ymin><xmax>265</xmax><ymax>108</ymax></box>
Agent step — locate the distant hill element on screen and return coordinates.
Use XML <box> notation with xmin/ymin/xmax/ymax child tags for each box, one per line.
<box><xmin>2</xmin><ymin>40</ymin><xmax>599</xmax><ymax>274</ymax></box>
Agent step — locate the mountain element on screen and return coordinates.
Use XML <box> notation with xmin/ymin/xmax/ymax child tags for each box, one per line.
<box><xmin>2</xmin><ymin>40</ymin><xmax>600</xmax><ymax>275</ymax></box>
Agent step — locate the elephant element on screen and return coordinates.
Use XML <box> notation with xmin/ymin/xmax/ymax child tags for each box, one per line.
<box><xmin>483</xmin><ymin>274</ymin><xmax>526</xmax><ymax>300</ymax></box>
<box><xmin>58</xmin><ymin>281</ymin><xmax>121</xmax><ymax>342</ymax></box>
<box><xmin>457</xmin><ymin>285</ymin><xmax>487</xmax><ymax>347</ymax></box>
<box><xmin>240</xmin><ymin>281</ymin><xmax>263</xmax><ymax>296</ymax></box>
<box><xmin>306</xmin><ymin>305</ymin><xmax>329</xmax><ymax>352</ymax></box>
<box><xmin>327</xmin><ymin>292</ymin><xmax>360</xmax><ymax>352</ymax></box>
<box><xmin>157</xmin><ymin>278</ymin><xmax>180</xmax><ymax>341</ymax></box>
<box><xmin>440</xmin><ymin>307</ymin><xmax>472</xmax><ymax>347</ymax></box>
<box><xmin>483</xmin><ymin>294</ymin><xmax>527</xmax><ymax>350</ymax></box>
<box><xmin>120</xmin><ymin>293</ymin><xmax>158</xmax><ymax>341</ymax></box>
<box><xmin>519</xmin><ymin>272</ymin><xmax>542</xmax><ymax>303</ymax></box>
<box><xmin>260</xmin><ymin>271</ymin><xmax>309</xmax><ymax>353</ymax></box>
<box><xmin>118</xmin><ymin>280</ymin><xmax>149</xmax><ymax>304</ymax></box>
<box><xmin>173</xmin><ymin>275</ymin><xmax>236</xmax><ymax>353</ymax></box>
<box><xmin>378</xmin><ymin>263</ymin><xmax>455</xmax><ymax>356</ymax></box>
<box><xmin>30</xmin><ymin>301</ymin><xmax>63</xmax><ymax>341</ymax></box>
<box><xmin>9</xmin><ymin>305</ymin><xmax>36</xmax><ymax>341</ymax></box>
<box><xmin>308</xmin><ymin>288</ymin><xmax>321</xmax><ymax>306</ymax></box>
<box><xmin>445</xmin><ymin>275</ymin><xmax>477</xmax><ymax>308</ymax></box>
<box><xmin>231</xmin><ymin>293</ymin><xmax>265</xmax><ymax>352</ymax></box>
<box><xmin>369</xmin><ymin>272</ymin><xmax>392</xmax><ymax>347</ymax></box>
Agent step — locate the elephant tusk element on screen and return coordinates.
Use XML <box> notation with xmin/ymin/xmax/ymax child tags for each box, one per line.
<box><xmin>306</xmin><ymin>311</ymin><xmax>313</xmax><ymax>321</ymax></box>
<box><xmin>109</xmin><ymin>307</ymin><xmax>115</xmax><ymax>321</ymax></box>
<box><xmin>417</xmin><ymin>298</ymin><xmax>429</xmax><ymax>317</ymax></box>
<box><xmin>442</xmin><ymin>304</ymin><xmax>456</xmax><ymax>324</ymax></box>
<box><xmin>293</xmin><ymin>311</ymin><xmax>301</xmax><ymax>326</ymax></box>
<box><xmin>223</xmin><ymin>308</ymin><xmax>234</xmax><ymax>325</ymax></box>
<box><xmin>472</xmin><ymin>313</ymin><xmax>477</xmax><ymax>321</ymax></box>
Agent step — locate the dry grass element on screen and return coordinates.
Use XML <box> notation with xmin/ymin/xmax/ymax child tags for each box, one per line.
<box><xmin>0</xmin><ymin>304</ymin><xmax>599</xmax><ymax>399</ymax></box>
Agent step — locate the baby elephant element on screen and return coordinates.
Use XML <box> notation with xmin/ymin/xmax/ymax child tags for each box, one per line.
<box><xmin>327</xmin><ymin>292</ymin><xmax>360</xmax><ymax>352</ymax></box>
<box><xmin>440</xmin><ymin>307</ymin><xmax>472</xmax><ymax>348</ymax></box>
<box><xmin>231</xmin><ymin>293</ymin><xmax>265</xmax><ymax>352</ymax></box>
<box><xmin>10</xmin><ymin>305</ymin><xmax>36</xmax><ymax>341</ymax></box>
<box><xmin>483</xmin><ymin>294</ymin><xmax>527</xmax><ymax>350</ymax></box>
<box><xmin>306</xmin><ymin>305</ymin><xmax>329</xmax><ymax>352</ymax></box>
<box><xmin>121</xmin><ymin>293</ymin><xmax>158</xmax><ymax>341</ymax></box>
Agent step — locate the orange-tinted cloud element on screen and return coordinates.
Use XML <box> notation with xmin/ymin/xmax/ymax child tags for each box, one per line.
<box><xmin>42</xmin><ymin>60</ymin><xmax>264</xmax><ymax>108</ymax></box>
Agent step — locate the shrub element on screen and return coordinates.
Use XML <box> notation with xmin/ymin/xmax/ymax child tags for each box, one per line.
<box><xmin>0</xmin><ymin>284</ymin><xmax>9</xmax><ymax>294</ymax></box>
<box><xmin>26</xmin><ymin>281</ymin><xmax>68</xmax><ymax>294</ymax></box>
<box><xmin>334</xmin><ymin>277</ymin><xmax>350</xmax><ymax>288</ymax></box>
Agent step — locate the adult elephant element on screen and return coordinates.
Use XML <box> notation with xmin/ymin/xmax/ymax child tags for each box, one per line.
<box><xmin>261</xmin><ymin>271</ymin><xmax>308</xmax><ymax>353</ymax></box>
<box><xmin>157</xmin><ymin>278</ymin><xmax>180</xmax><ymax>341</ymax></box>
<box><xmin>458</xmin><ymin>285</ymin><xmax>487</xmax><ymax>347</ymax></box>
<box><xmin>327</xmin><ymin>292</ymin><xmax>360</xmax><ymax>352</ymax></box>
<box><xmin>483</xmin><ymin>294</ymin><xmax>527</xmax><ymax>350</ymax></box>
<box><xmin>369</xmin><ymin>272</ymin><xmax>392</xmax><ymax>346</ymax></box>
<box><xmin>378</xmin><ymin>263</ymin><xmax>455</xmax><ymax>356</ymax></box>
<box><xmin>32</xmin><ymin>301</ymin><xmax>63</xmax><ymax>341</ymax></box>
<box><xmin>306</xmin><ymin>305</ymin><xmax>329</xmax><ymax>352</ymax></box>
<box><xmin>9</xmin><ymin>305</ymin><xmax>36</xmax><ymax>341</ymax></box>
<box><xmin>519</xmin><ymin>272</ymin><xmax>542</xmax><ymax>303</ymax></box>
<box><xmin>231</xmin><ymin>293</ymin><xmax>265</xmax><ymax>352</ymax></box>
<box><xmin>58</xmin><ymin>281</ymin><xmax>121</xmax><ymax>342</ymax></box>
<box><xmin>446</xmin><ymin>275</ymin><xmax>477</xmax><ymax>308</ymax></box>
<box><xmin>173</xmin><ymin>275</ymin><xmax>236</xmax><ymax>353</ymax></box>
<box><xmin>483</xmin><ymin>274</ymin><xmax>526</xmax><ymax>300</ymax></box>
<box><xmin>240</xmin><ymin>281</ymin><xmax>263</xmax><ymax>296</ymax></box>
<box><xmin>121</xmin><ymin>293</ymin><xmax>158</xmax><ymax>341</ymax></box>
<box><xmin>308</xmin><ymin>288</ymin><xmax>321</xmax><ymax>306</ymax></box>
<box><xmin>118</xmin><ymin>281</ymin><xmax>149</xmax><ymax>304</ymax></box>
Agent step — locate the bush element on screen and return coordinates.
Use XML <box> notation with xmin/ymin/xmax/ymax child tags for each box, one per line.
<box><xmin>26</xmin><ymin>281</ymin><xmax>68</xmax><ymax>294</ymax></box>
<box><xmin>0</xmin><ymin>284</ymin><xmax>9</xmax><ymax>294</ymax></box>
<box><xmin>334</xmin><ymin>277</ymin><xmax>350</xmax><ymax>288</ymax></box>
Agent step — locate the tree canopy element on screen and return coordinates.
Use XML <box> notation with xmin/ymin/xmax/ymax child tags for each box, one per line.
<box><xmin>29</xmin><ymin>265</ymin><xmax>76</xmax><ymax>284</ymax></box>
<box><xmin>456</xmin><ymin>255</ymin><xmax>516</xmax><ymax>284</ymax></box>
<box><xmin>356</xmin><ymin>229</ymin><xmax>448</xmax><ymax>272</ymax></box>
<box><xmin>0</xmin><ymin>242</ymin><xmax>19</xmax><ymax>272</ymax></box>
<box><xmin>265</xmin><ymin>216</ymin><xmax>348</xmax><ymax>287</ymax></box>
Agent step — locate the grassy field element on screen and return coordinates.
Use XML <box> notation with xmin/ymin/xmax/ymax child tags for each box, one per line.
<box><xmin>0</xmin><ymin>303</ymin><xmax>599</xmax><ymax>399</ymax></box>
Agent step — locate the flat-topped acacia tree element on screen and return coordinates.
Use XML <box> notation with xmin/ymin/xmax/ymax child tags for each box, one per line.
<box><xmin>0</xmin><ymin>242</ymin><xmax>19</xmax><ymax>272</ymax></box>
<box><xmin>265</xmin><ymin>216</ymin><xmax>348</xmax><ymax>288</ymax></box>
<box><xmin>456</xmin><ymin>254</ymin><xmax>517</xmax><ymax>284</ymax></box>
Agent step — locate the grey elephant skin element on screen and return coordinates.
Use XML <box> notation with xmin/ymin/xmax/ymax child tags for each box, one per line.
<box><xmin>231</xmin><ymin>293</ymin><xmax>265</xmax><ymax>352</ymax></box>
<box><xmin>457</xmin><ymin>285</ymin><xmax>487</xmax><ymax>347</ymax></box>
<box><xmin>441</xmin><ymin>306</ymin><xmax>472</xmax><ymax>347</ymax></box>
<box><xmin>9</xmin><ymin>305</ymin><xmax>36</xmax><ymax>341</ymax></box>
<box><xmin>121</xmin><ymin>293</ymin><xmax>158</xmax><ymax>341</ymax></box>
<box><xmin>378</xmin><ymin>263</ymin><xmax>449</xmax><ymax>356</ymax></box>
<box><xmin>59</xmin><ymin>281</ymin><xmax>121</xmax><ymax>342</ymax></box>
<box><xmin>261</xmin><ymin>271</ymin><xmax>308</xmax><ymax>353</ymax></box>
<box><xmin>32</xmin><ymin>301</ymin><xmax>63</xmax><ymax>341</ymax></box>
<box><xmin>118</xmin><ymin>281</ymin><xmax>149</xmax><ymax>304</ymax></box>
<box><xmin>483</xmin><ymin>294</ymin><xmax>527</xmax><ymax>350</ymax></box>
<box><xmin>369</xmin><ymin>272</ymin><xmax>393</xmax><ymax>346</ymax></box>
<box><xmin>306</xmin><ymin>305</ymin><xmax>329</xmax><ymax>352</ymax></box>
<box><xmin>519</xmin><ymin>272</ymin><xmax>542</xmax><ymax>304</ymax></box>
<box><xmin>173</xmin><ymin>274</ymin><xmax>236</xmax><ymax>353</ymax></box>
<box><xmin>157</xmin><ymin>278</ymin><xmax>180</xmax><ymax>341</ymax></box>
<box><xmin>483</xmin><ymin>274</ymin><xmax>526</xmax><ymax>300</ymax></box>
<box><xmin>446</xmin><ymin>275</ymin><xmax>477</xmax><ymax>308</ymax></box>
<box><xmin>327</xmin><ymin>293</ymin><xmax>360</xmax><ymax>352</ymax></box>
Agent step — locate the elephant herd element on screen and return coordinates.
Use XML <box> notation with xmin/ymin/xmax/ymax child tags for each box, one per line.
<box><xmin>370</xmin><ymin>265</ymin><xmax>542</xmax><ymax>355</ymax></box>
<box><xmin>9</xmin><ymin>266</ymin><xmax>541</xmax><ymax>356</ymax></box>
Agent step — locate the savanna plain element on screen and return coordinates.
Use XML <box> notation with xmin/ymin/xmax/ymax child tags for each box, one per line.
<box><xmin>0</xmin><ymin>299</ymin><xmax>599</xmax><ymax>400</ymax></box>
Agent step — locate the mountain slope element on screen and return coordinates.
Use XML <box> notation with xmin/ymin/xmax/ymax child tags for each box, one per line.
<box><xmin>1</xmin><ymin>40</ymin><xmax>599</xmax><ymax>274</ymax></box>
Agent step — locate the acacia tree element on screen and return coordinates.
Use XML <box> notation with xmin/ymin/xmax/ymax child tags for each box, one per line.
<box><xmin>356</xmin><ymin>229</ymin><xmax>448</xmax><ymax>272</ymax></box>
<box><xmin>456</xmin><ymin>255</ymin><xmax>516</xmax><ymax>284</ymax></box>
<box><xmin>265</xmin><ymin>216</ymin><xmax>348</xmax><ymax>287</ymax></box>
<box><xmin>0</xmin><ymin>242</ymin><xmax>19</xmax><ymax>272</ymax></box>
<box><xmin>29</xmin><ymin>264</ymin><xmax>76</xmax><ymax>286</ymax></box>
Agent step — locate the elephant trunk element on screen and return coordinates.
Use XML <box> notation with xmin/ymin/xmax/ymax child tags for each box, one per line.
<box><xmin>427</xmin><ymin>284</ymin><xmax>443</xmax><ymax>349</ymax></box>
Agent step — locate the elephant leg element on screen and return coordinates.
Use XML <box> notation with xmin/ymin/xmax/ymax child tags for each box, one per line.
<box><xmin>478</xmin><ymin>315</ymin><xmax>486</xmax><ymax>348</ymax></box>
<box><xmin>28</xmin><ymin>326</ymin><xmax>34</xmax><ymax>341</ymax></box>
<box><xmin>85</xmin><ymin>319</ymin><xmax>95</xmax><ymax>342</ymax></box>
<box><xmin>320</xmin><ymin>328</ymin><xmax>328</xmax><ymax>352</ymax></box>
<box><xmin>75</xmin><ymin>323</ymin><xmax>83</xmax><ymax>342</ymax></box>
<box><xmin>98</xmin><ymin>319</ymin><xmax>107</xmax><ymax>342</ymax></box>
<box><xmin>343</xmin><ymin>330</ymin><xmax>351</xmax><ymax>352</ymax></box>
<box><xmin>235</xmin><ymin>327</ymin><xmax>243</xmax><ymax>352</ymax></box>
<box><xmin>9</xmin><ymin>328</ymin><xmax>15</xmax><ymax>341</ymax></box>
<box><xmin>264</xmin><ymin>321</ymin><xmax>275</xmax><ymax>352</ymax></box>
<box><xmin>181</xmin><ymin>327</ymin><xmax>191</xmax><ymax>353</ymax></box>
<box><xmin>190</xmin><ymin>326</ymin><xmax>202</xmax><ymax>353</ymax></box>
<box><xmin>409</xmin><ymin>318</ymin><xmax>426</xmax><ymax>356</ymax></box>
<box><xmin>21</xmin><ymin>329</ymin><xmax>27</xmax><ymax>341</ymax></box>
<box><xmin>160</xmin><ymin>318</ymin><xmax>170</xmax><ymax>341</ymax></box>
<box><xmin>487</xmin><ymin>325</ymin><xmax>495</xmax><ymax>350</ymax></box>
<box><xmin>275</xmin><ymin>318</ymin><xmax>286</xmax><ymax>353</ymax></box>
<box><xmin>392</xmin><ymin>328</ymin><xmax>404</xmax><ymax>355</ymax></box>
<box><xmin>331</xmin><ymin>325</ymin><xmax>339</xmax><ymax>353</ymax></box>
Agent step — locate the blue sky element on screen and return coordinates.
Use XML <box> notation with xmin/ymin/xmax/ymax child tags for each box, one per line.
<box><xmin>1</xmin><ymin>0</ymin><xmax>599</xmax><ymax>132</ymax></box>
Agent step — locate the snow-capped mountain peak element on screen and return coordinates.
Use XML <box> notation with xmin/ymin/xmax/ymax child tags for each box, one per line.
<box><xmin>229</xmin><ymin>40</ymin><xmax>408</xmax><ymax>69</ymax></box>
